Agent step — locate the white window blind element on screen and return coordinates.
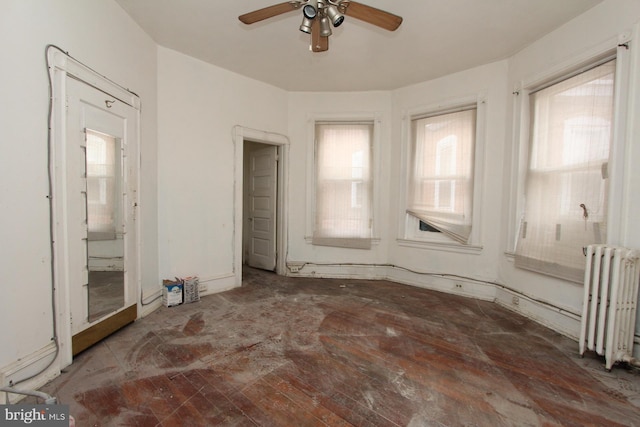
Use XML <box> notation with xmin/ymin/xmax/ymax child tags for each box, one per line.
<box><xmin>313</xmin><ymin>122</ymin><xmax>373</xmax><ymax>249</ymax></box>
<box><xmin>86</xmin><ymin>129</ymin><xmax>117</xmax><ymax>240</ymax></box>
<box><xmin>515</xmin><ymin>60</ymin><xmax>615</xmax><ymax>282</ymax></box>
<box><xmin>407</xmin><ymin>108</ymin><xmax>476</xmax><ymax>244</ymax></box>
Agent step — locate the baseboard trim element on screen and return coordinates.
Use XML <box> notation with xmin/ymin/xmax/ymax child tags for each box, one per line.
<box><xmin>494</xmin><ymin>287</ymin><xmax>581</xmax><ymax>341</ymax></box>
<box><xmin>286</xmin><ymin>262</ymin><xmax>497</xmax><ymax>302</ymax></box>
<box><xmin>199</xmin><ymin>273</ymin><xmax>238</xmax><ymax>296</ymax></box>
<box><xmin>387</xmin><ymin>267</ymin><xmax>497</xmax><ymax>302</ymax></box>
<box><xmin>0</xmin><ymin>342</ymin><xmax>60</xmax><ymax>403</ymax></box>
<box><xmin>140</xmin><ymin>297</ymin><xmax>163</xmax><ymax>317</ymax></box>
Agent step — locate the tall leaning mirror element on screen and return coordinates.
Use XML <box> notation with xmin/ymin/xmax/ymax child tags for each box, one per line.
<box><xmin>85</xmin><ymin>129</ymin><xmax>125</xmax><ymax>322</ymax></box>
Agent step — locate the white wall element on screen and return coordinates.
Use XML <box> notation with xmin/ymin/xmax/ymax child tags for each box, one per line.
<box><xmin>0</xmin><ymin>0</ymin><xmax>157</xmax><ymax>387</ymax></box>
<box><xmin>286</xmin><ymin>91</ymin><xmax>393</xmax><ymax>276</ymax></box>
<box><xmin>284</xmin><ymin>60</ymin><xmax>509</xmax><ymax>301</ymax></box>
<box><xmin>499</xmin><ymin>0</ymin><xmax>640</xmax><ymax>340</ymax></box>
<box><xmin>386</xmin><ymin>61</ymin><xmax>509</xmax><ymax>300</ymax></box>
<box><xmin>156</xmin><ymin>47</ymin><xmax>289</xmax><ymax>292</ymax></box>
<box><xmin>284</xmin><ymin>62</ymin><xmax>508</xmax><ymax>297</ymax></box>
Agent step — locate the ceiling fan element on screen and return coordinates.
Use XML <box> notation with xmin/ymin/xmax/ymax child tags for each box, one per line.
<box><xmin>239</xmin><ymin>0</ymin><xmax>402</xmax><ymax>52</ymax></box>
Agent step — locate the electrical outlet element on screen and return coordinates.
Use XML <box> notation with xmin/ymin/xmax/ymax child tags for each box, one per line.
<box><xmin>198</xmin><ymin>283</ymin><xmax>207</xmax><ymax>293</ymax></box>
<box><xmin>512</xmin><ymin>296</ymin><xmax>520</xmax><ymax>306</ymax></box>
<box><xmin>289</xmin><ymin>265</ymin><xmax>300</xmax><ymax>273</ymax></box>
<box><xmin>455</xmin><ymin>283</ymin><xmax>463</xmax><ymax>289</ymax></box>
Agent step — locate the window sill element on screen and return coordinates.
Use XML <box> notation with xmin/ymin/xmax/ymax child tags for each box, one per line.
<box><xmin>304</xmin><ymin>236</ymin><xmax>381</xmax><ymax>246</ymax></box>
<box><xmin>396</xmin><ymin>238</ymin><xmax>483</xmax><ymax>254</ymax></box>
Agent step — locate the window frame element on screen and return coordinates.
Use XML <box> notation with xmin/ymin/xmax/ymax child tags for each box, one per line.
<box><xmin>399</xmin><ymin>95</ymin><xmax>486</xmax><ymax>250</ymax></box>
<box><xmin>305</xmin><ymin>114</ymin><xmax>382</xmax><ymax>248</ymax></box>
<box><xmin>506</xmin><ymin>39</ymin><xmax>632</xmax><ymax>264</ymax></box>
<box><xmin>515</xmin><ymin>59</ymin><xmax>617</xmax><ymax>282</ymax></box>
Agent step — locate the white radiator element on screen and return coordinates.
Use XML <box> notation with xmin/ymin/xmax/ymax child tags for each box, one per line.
<box><xmin>579</xmin><ymin>244</ymin><xmax>640</xmax><ymax>371</ymax></box>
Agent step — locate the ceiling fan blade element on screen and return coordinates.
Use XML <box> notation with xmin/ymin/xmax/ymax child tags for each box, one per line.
<box><xmin>239</xmin><ymin>2</ymin><xmax>300</xmax><ymax>25</ymax></box>
<box><xmin>343</xmin><ymin>1</ymin><xmax>402</xmax><ymax>31</ymax></box>
<box><xmin>311</xmin><ymin>18</ymin><xmax>329</xmax><ymax>52</ymax></box>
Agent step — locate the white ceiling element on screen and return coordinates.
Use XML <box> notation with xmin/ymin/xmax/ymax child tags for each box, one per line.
<box><xmin>114</xmin><ymin>0</ymin><xmax>601</xmax><ymax>92</ymax></box>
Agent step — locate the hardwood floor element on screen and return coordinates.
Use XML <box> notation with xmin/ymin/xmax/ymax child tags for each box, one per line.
<box><xmin>38</xmin><ymin>268</ymin><xmax>640</xmax><ymax>426</ymax></box>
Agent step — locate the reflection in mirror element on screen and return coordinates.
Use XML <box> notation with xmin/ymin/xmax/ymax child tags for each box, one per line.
<box><xmin>86</xmin><ymin>129</ymin><xmax>125</xmax><ymax>323</ymax></box>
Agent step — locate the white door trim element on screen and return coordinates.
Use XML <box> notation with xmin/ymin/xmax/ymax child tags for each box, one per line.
<box><xmin>48</xmin><ymin>47</ymin><xmax>141</xmax><ymax>368</ymax></box>
<box><xmin>232</xmin><ymin>126</ymin><xmax>289</xmax><ymax>285</ymax></box>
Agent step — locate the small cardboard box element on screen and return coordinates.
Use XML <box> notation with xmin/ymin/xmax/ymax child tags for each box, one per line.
<box><xmin>182</xmin><ymin>276</ymin><xmax>200</xmax><ymax>304</ymax></box>
<box><xmin>162</xmin><ymin>279</ymin><xmax>183</xmax><ymax>307</ymax></box>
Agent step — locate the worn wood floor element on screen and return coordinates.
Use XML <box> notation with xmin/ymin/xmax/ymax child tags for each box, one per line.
<box><xmin>37</xmin><ymin>268</ymin><xmax>640</xmax><ymax>426</ymax></box>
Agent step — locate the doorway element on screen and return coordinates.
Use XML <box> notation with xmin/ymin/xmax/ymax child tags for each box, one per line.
<box><xmin>243</xmin><ymin>142</ymin><xmax>278</xmax><ymax>270</ymax></box>
<box><xmin>232</xmin><ymin>126</ymin><xmax>289</xmax><ymax>284</ymax></box>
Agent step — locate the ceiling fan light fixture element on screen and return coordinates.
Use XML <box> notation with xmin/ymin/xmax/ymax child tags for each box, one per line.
<box><xmin>326</xmin><ymin>5</ymin><xmax>344</xmax><ymax>27</ymax></box>
<box><xmin>299</xmin><ymin>16</ymin><xmax>313</xmax><ymax>33</ymax></box>
<box><xmin>303</xmin><ymin>0</ymin><xmax>318</xmax><ymax>20</ymax></box>
<box><xmin>319</xmin><ymin>16</ymin><xmax>332</xmax><ymax>37</ymax></box>
<box><xmin>239</xmin><ymin>1</ymin><xmax>402</xmax><ymax>53</ymax></box>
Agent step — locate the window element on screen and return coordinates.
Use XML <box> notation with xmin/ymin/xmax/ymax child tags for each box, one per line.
<box><xmin>313</xmin><ymin>122</ymin><xmax>373</xmax><ymax>249</ymax></box>
<box><xmin>407</xmin><ymin>108</ymin><xmax>476</xmax><ymax>244</ymax></box>
<box><xmin>515</xmin><ymin>60</ymin><xmax>615</xmax><ymax>282</ymax></box>
<box><xmin>86</xmin><ymin>129</ymin><xmax>119</xmax><ymax>240</ymax></box>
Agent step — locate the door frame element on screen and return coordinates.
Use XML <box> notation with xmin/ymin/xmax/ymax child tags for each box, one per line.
<box><xmin>233</xmin><ymin>126</ymin><xmax>289</xmax><ymax>284</ymax></box>
<box><xmin>48</xmin><ymin>47</ymin><xmax>141</xmax><ymax>368</ymax></box>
